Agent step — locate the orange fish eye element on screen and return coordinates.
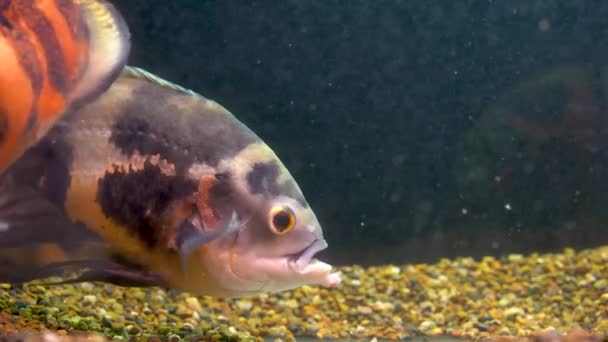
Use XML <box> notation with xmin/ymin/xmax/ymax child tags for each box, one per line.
<box><xmin>268</xmin><ymin>205</ymin><xmax>296</xmax><ymax>235</ymax></box>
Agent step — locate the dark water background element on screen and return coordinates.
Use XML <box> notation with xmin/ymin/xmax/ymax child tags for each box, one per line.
<box><xmin>114</xmin><ymin>1</ymin><xmax>608</xmax><ymax>266</ymax></box>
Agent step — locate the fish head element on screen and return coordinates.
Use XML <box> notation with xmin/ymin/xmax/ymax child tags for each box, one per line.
<box><xmin>191</xmin><ymin>142</ymin><xmax>341</xmax><ymax>297</ymax></box>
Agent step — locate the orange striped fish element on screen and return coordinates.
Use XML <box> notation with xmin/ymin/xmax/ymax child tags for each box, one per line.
<box><xmin>0</xmin><ymin>0</ymin><xmax>130</xmax><ymax>173</ymax></box>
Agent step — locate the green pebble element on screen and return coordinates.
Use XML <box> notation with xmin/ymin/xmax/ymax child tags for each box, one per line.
<box><xmin>594</xmin><ymin>279</ymin><xmax>607</xmax><ymax>290</ymax></box>
<box><xmin>58</xmin><ymin>316</ymin><xmax>72</xmax><ymax>329</ymax></box>
<box><xmin>156</xmin><ymin>324</ymin><xmax>172</xmax><ymax>335</ymax></box>
<box><xmin>199</xmin><ymin>323</ymin><xmax>213</xmax><ymax>332</ymax></box>
<box><xmin>44</xmin><ymin>316</ymin><xmax>58</xmax><ymax>328</ymax></box>
<box><xmin>15</xmin><ymin>300</ymin><xmax>28</xmax><ymax>309</ymax></box>
<box><xmin>29</xmin><ymin>305</ymin><xmax>43</xmax><ymax>315</ymax></box>
<box><xmin>18</xmin><ymin>307</ymin><xmax>31</xmax><ymax>318</ymax></box>
<box><xmin>67</xmin><ymin>304</ymin><xmax>81</xmax><ymax>312</ymax></box>
<box><xmin>0</xmin><ymin>298</ymin><xmax>8</xmax><ymax>310</ymax></box>
<box><xmin>111</xmin><ymin>302</ymin><xmax>124</xmax><ymax>311</ymax></box>
<box><xmin>101</xmin><ymin>316</ymin><xmax>113</xmax><ymax>328</ymax></box>
<box><xmin>111</xmin><ymin>321</ymin><xmax>125</xmax><ymax>332</ymax></box>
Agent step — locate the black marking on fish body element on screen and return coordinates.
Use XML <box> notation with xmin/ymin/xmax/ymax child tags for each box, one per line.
<box><xmin>210</xmin><ymin>172</ymin><xmax>233</xmax><ymax>200</ymax></box>
<box><xmin>0</xmin><ymin>0</ymin><xmax>12</xmax><ymax>29</ymax></box>
<box><xmin>0</xmin><ymin>109</ymin><xmax>8</xmax><ymax>144</ymax></box>
<box><xmin>23</xmin><ymin>1</ymin><xmax>69</xmax><ymax>94</ymax></box>
<box><xmin>0</xmin><ymin>15</ymin><xmax>10</xmax><ymax>30</ymax></box>
<box><xmin>246</xmin><ymin>161</ymin><xmax>308</xmax><ymax>207</ymax></box>
<box><xmin>16</xmin><ymin>1</ymin><xmax>68</xmax><ymax>94</ymax></box>
<box><xmin>5</xmin><ymin>123</ymin><xmax>73</xmax><ymax>208</ymax></box>
<box><xmin>203</xmin><ymin>171</ymin><xmax>236</xmax><ymax>218</ymax></box>
<box><xmin>10</xmin><ymin>30</ymin><xmax>44</xmax><ymax>86</ymax></box>
<box><xmin>109</xmin><ymin>80</ymin><xmax>258</xmax><ymax>172</ymax></box>
<box><xmin>96</xmin><ymin>159</ymin><xmax>197</xmax><ymax>248</ymax></box>
<box><xmin>22</xmin><ymin>138</ymin><xmax>72</xmax><ymax>205</ymax></box>
<box><xmin>110</xmin><ymin>114</ymin><xmax>187</xmax><ymax>170</ymax></box>
<box><xmin>54</xmin><ymin>0</ymin><xmax>86</xmax><ymax>44</ymax></box>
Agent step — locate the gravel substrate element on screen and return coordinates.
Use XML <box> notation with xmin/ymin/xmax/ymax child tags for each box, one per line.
<box><xmin>0</xmin><ymin>246</ymin><xmax>606</xmax><ymax>341</ymax></box>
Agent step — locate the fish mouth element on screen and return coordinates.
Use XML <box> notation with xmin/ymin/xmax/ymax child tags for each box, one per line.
<box><xmin>287</xmin><ymin>239</ymin><xmax>342</xmax><ymax>287</ymax></box>
<box><xmin>289</xmin><ymin>239</ymin><xmax>328</xmax><ymax>271</ymax></box>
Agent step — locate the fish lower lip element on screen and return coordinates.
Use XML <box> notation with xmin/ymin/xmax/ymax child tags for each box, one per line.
<box><xmin>287</xmin><ymin>239</ymin><xmax>342</xmax><ymax>287</ymax></box>
<box><xmin>289</xmin><ymin>239</ymin><xmax>328</xmax><ymax>271</ymax></box>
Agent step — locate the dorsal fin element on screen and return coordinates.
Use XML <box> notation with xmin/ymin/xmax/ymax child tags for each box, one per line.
<box><xmin>67</xmin><ymin>0</ymin><xmax>131</xmax><ymax>108</ymax></box>
<box><xmin>121</xmin><ymin>66</ymin><xmax>202</xmax><ymax>98</ymax></box>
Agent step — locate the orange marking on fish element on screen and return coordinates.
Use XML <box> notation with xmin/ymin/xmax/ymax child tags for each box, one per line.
<box><xmin>33</xmin><ymin>0</ymin><xmax>90</xmax><ymax>101</ymax></box>
<box><xmin>0</xmin><ymin>30</ymin><xmax>37</xmax><ymax>171</ymax></box>
<box><xmin>17</xmin><ymin>1</ymin><xmax>68</xmax><ymax>92</ymax></box>
<box><xmin>196</xmin><ymin>174</ymin><xmax>220</xmax><ymax>228</ymax></box>
<box><xmin>36</xmin><ymin>243</ymin><xmax>69</xmax><ymax>264</ymax></box>
<box><xmin>14</xmin><ymin>1</ymin><xmax>68</xmax><ymax>135</ymax></box>
<box><xmin>65</xmin><ymin>175</ymin><xmax>150</xmax><ymax>263</ymax></box>
<box><xmin>0</xmin><ymin>0</ymin><xmax>90</xmax><ymax>172</ymax></box>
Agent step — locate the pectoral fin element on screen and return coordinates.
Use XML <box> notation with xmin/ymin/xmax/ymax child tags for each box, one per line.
<box><xmin>0</xmin><ymin>176</ymin><xmax>97</xmax><ymax>248</ymax></box>
<box><xmin>175</xmin><ymin>211</ymin><xmax>242</xmax><ymax>278</ymax></box>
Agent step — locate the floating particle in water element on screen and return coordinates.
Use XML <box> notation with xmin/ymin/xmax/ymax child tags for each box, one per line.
<box><xmin>389</xmin><ymin>191</ymin><xmax>402</xmax><ymax>203</ymax></box>
<box><xmin>392</xmin><ymin>154</ymin><xmax>406</xmax><ymax>166</ymax></box>
<box><xmin>538</xmin><ymin>18</ymin><xmax>551</xmax><ymax>32</ymax></box>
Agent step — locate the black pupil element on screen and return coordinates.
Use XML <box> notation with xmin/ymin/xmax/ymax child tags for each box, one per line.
<box><xmin>273</xmin><ymin>211</ymin><xmax>292</xmax><ymax>231</ymax></box>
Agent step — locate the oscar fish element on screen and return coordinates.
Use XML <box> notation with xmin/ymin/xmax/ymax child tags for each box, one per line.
<box><xmin>0</xmin><ymin>0</ymin><xmax>130</xmax><ymax>173</ymax></box>
<box><xmin>0</xmin><ymin>67</ymin><xmax>342</xmax><ymax>297</ymax></box>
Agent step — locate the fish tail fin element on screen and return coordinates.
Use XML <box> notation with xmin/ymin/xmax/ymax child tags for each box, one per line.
<box><xmin>67</xmin><ymin>0</ymin><xmax>131</xmax><ymax>108</ymax></box>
